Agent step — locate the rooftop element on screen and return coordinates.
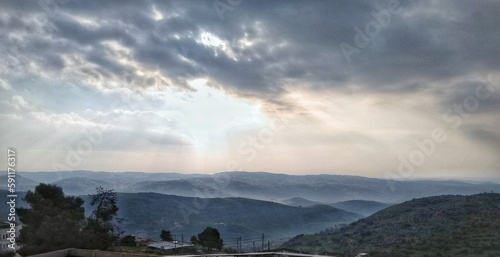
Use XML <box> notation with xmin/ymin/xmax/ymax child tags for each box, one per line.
<box><xmin>148</xmin><ymin>241</ymin><xmax>194</xmax><ymax>250</ymax></box>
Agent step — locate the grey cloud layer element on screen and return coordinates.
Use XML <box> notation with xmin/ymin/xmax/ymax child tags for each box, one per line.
<box><xmin>1</xmin><ymin>0</ymin><xmax>499</xmax><ymax>173</ymax></box>
<box><xmin>2</xmin><ymin>0</ymin><xmax>499</xmax><ymax>97</ymax></box>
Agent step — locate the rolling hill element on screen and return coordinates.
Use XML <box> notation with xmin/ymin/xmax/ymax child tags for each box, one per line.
<box><xmin>6</xmin><ymin>170</ymin><xmax>500</xmax><ymax>206</ymax></box>
<box><xmin>128</xmin><ymin>172</ymin><xmax>500</xmax><ymax>203</ymax></box>
<box><xmin>282</xmin><ymin>193</ymin><xmax>500</xmax><ymax>257</ymax></box>
<box><xmin>279</xmin><ymin>197</ymin><xmax>322</xmax><ymax>207</ymax></box>
<box><xmin>18</xmin><ymin>170</ymin><xmax>205</xmax><ymax>183</ymax></box>
<box><xmin>1</xmin><ymin>187</ymin><xmax>361</xmax><ymax>248</ymax></box>
<box><xmin>331</xmin><ymin>200</ymin><xmax>393</xmax><ymax>216</ymax></box>
<box><xmin>0</xmin><ymin>174</ymin><xmax>40</xmax><ymax>192</ymax></box>
<box><xmin>86</xmin><ymin>192</ymin><xmax>363</xmax><ymax>245</ymax></box>
<box><xmin>51</xmin><ymin>177</ymin><xmax>113</xmax><ymax>195</ymax></box>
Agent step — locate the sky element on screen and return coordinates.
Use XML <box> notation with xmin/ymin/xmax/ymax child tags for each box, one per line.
<box><xmin>0</xmin><ymin>0</ymin><xmax>499</xmax><ymax>180</ymax></box>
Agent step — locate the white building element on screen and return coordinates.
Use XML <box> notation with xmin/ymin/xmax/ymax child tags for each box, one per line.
<box><xmin>148</xmin><ymin>240</ymin><xmax>194</xmax><ymax>251</ymax></box>
<box><xmin>0</xmin><ymin>221</ymin><xmax>20</xmax><ymax>252</ymax></box>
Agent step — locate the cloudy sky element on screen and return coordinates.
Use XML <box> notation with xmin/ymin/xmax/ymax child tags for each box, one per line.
<box><xmin>1</xmin><ymin>0</ymin><xmax>499</xmax><ymax>179</ymax></box>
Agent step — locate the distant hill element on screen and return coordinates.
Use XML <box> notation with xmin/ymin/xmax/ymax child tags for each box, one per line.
<box><xmin>331</xmin><ymin>200</ymin><xmax>393</xmax><ymax>216</ymax></box>
<box><xmin>18</xmin><ymin>170</ymin><xmax>205</xmax><ymax>183</ymax></box>
<box><xmin>5</xmin><ymin>171</ymin><xmax>500</xmax><ymax>204</ymax></box>
<box><xmin>86</xmin><ymin>192</ymin><xmax>362</xmax><ymax>244</ymax></box>
<box><xmin>0</xmin><ymin>174</ymin><xmax>40</xmax><ymax>192</ymax></box>
<box><xmin>280</xmin><ymin>197</ymin><xmax>321</xmax><ymax>207</ymax></box>
<box><xmin>51</xmin><ymin>177</ymin><xmax>113</xmax><ymax>195</ymax></box>
<box><xmin>282</xmin><ymin>193</ymin><xmax>500</xmax><ymax>257</ymax></box>
<box><xmin>127</xmin><ymin>172</ymin><xmax>500</xmax><ymax>203</ymax></box>
<box><xmin>127</xmin><ymin>179</ymin><xmax>229</xmax><ymax>198</ymax></box>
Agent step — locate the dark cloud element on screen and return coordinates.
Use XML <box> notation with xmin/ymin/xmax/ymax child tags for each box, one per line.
<box><xmin>439</xmin><ymin>79</ymin><xmax>500</xmax><ymax>115</ymax></box>
<box><xmin>3</xmin><ymin>0</ymin><xmax>499</xmax><ymax>100</ymax></box>
<box><xmin>462</xmin><ymin>127</ymin><xmax>500</xmax><ymax>152</ymax></box>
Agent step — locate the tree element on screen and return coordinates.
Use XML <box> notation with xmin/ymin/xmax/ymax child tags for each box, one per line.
<box><xmin>88</xmin><ymin>187</ymin><xmax>119</xmax><ymax>222</ymax></box>
<box><xmin>197</xmin><ymin>227</ymin><xmax>223</xmax><ymax>251</ymax></box>
<box><xmin>190</xmin><ymin>235</ymin><xmax>199</xmax><ymax>245</ymax></box>
<box><xmin>81</xmin><ymin>187</ymin><xmax>121</xmax><ymax>250</ymax></box>
<box><xmin>17</xmin><ymin>184</ymin><xmax>86</xmax><ymax>256</ymax></box>
<box><xmin>120</xmin><ymin>235</ymin><xmax>137</xmax><ymax>246</ymax></box>
<box><xmin>160</xmin><ymin>229</ymin><xmax>173</xmax><ymax>241</ymax></box>
<box><xmin>17</xmin><ymin>184</ymin><xmax>122</xmax><ymax>255</ymax></box>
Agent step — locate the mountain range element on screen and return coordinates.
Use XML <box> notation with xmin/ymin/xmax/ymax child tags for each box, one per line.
<box><xmin>2</xmin><ymin>170</ymin><xmax>500</xmax><ymax>251</ymax></box>
<box><xmin>6</xmin><ymin>171</ymin><xmax>500</xmax><ymax>203</ymax></box>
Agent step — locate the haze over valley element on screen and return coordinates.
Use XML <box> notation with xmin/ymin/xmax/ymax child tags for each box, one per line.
<box><xmin>2</xmin><ymin>170</ymin><xmax>499</xmax><ymax>248</ymax></box>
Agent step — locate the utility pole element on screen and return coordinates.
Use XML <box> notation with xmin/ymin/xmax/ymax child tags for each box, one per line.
<box><xmin>253</xmin><ymin>241</ymin><xmax>255</xmax><ymax>252</ymax></box>
<box><xmin>268</xmin><ymin>240</ymin><xmax>270</xmax><ymax>251</ymax></box>
<box><xmin>261</xmin><ymin>233</ymin><xmax>264</xmax><ymax>252</ymax></box>
<box><xmin>239</xmin><ymin>237</ymin><xmax>242</xmax><ymax>253</ymax></box>
<box><xmin>181</xmin><ymin>233</ymin><xmax>184</xmax><ymax>254</ymax></box>
<box><xmin>237</xmin><ymin>238</ymin><xmax>239</xmax><ymax>253</ymax></box>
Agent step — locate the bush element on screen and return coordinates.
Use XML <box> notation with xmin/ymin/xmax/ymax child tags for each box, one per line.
<box><xmin>0</xmin><ymin>251</ymin><xmax>16</xmax><ymax>257</ymax></box>
<box><xmin>120</xmin><ymin>235</ymin><xmax>137</xmax><ymax>246</ymax></box>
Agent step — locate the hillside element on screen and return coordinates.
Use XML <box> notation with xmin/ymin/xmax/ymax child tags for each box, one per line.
<box><xmin>1</xmin><ymin>188</ymin><xmax>360</xmax><ymax>249</ymax></box>
<box><xmin>127</xmin><ymin>179</ymin><xmax>228</xmax><ymax>198</ymax></box>
<box><xmin>85</xmin><ymin>193</ymin><xmax>362</xmax><ymax>245</ymax></box>
<box><xmin>282</xmin><ymin>193</ymin><xmax>500</xmax><ymax>257</ymax></box>
<box><xmin>331</xmin><ymin>200</ymin><xmax>393</xmax><ymax>216</ymax></box>
<box><xmin>280</xmin><ymin>197</ymin><xmax>321</xmax><ymax>207</ymax></box>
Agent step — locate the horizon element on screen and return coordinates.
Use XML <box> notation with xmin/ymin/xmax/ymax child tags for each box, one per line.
<box><xmin>7</xmin><ymin>169</ymin><xmax>500</xmax><ymax>183</ymax></box>
<box><xmin>1</xmin><ymin>0</ymin><xmax>500</xmax><ymax>180</ymax></box>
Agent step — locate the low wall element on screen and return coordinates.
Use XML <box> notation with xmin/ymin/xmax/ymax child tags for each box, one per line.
<box><xmin>69</xmin><ymin>249</ymin><xmax>159</xmax><ymax>257</ymax></box>
<box><xmin>28</xmin><ymin>249</ymin><xmax>71</xmax><ymax>257</ymax></box>
<box><xmin>28</xmin><ymin>249</ymin><xmax>321</xmax><ymax>257</ymax></box>
<box><xmin>29</xmin><ymin>249</ymin><xmax>159</xmax><ymax>257</ymax></box>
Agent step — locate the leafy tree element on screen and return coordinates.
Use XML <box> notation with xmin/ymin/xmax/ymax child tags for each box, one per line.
<box><xmin>190</xmin><ymin>235</ymin><xmax>199</xmax><ymax>245</ymax></box>
<box><xmin>81</xmin><ymin>187</ymin><xmax>121</xmax><ymax>250</ymax></box>
<box><xmin>17</xmin><ymin>184</ymin><xmax>123</xmax><ymax>255</ymax></box>
<box><xmin>17</xmin><ymin>184</ymin><xmax>86</xmax><ymax>256</ymax></box>
<box><xmin>120</xmin><ymin>235</ymin><xmax>137</xmax><ymax>246</ymax></box>
<box><xmin>197</xmin><ymin>227</ymin><xmax>223</xmax><ymax>251</ymax></box>
<box><xmin>160</xmin><ymin>229</ymin><xmax>173</xmax><ymax>241</ymax></box>
<box><xmin>89</xmin><ymin>187</ymin><xmax>119</xmax><ymax>222</ymax></box>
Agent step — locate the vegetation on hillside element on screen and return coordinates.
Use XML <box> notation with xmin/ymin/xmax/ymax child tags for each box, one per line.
<box><xmin>113</xmin><ymin>192</ymin><xmax>362</xmax><ymax>240</ymax></box>
<box><xmin>17</xmin><ymin>184</ymin><xmax>120</xmax><ymax>256</ymax></box>
<box><xmin>282</xmin><ymin>193</ymin><xmax>500</xmax><ymax>257</ymax></box>
<box><xmin>331</xmin><ymin>200</ymin><xmax>393</xmax><ymax>216</ymax></box>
